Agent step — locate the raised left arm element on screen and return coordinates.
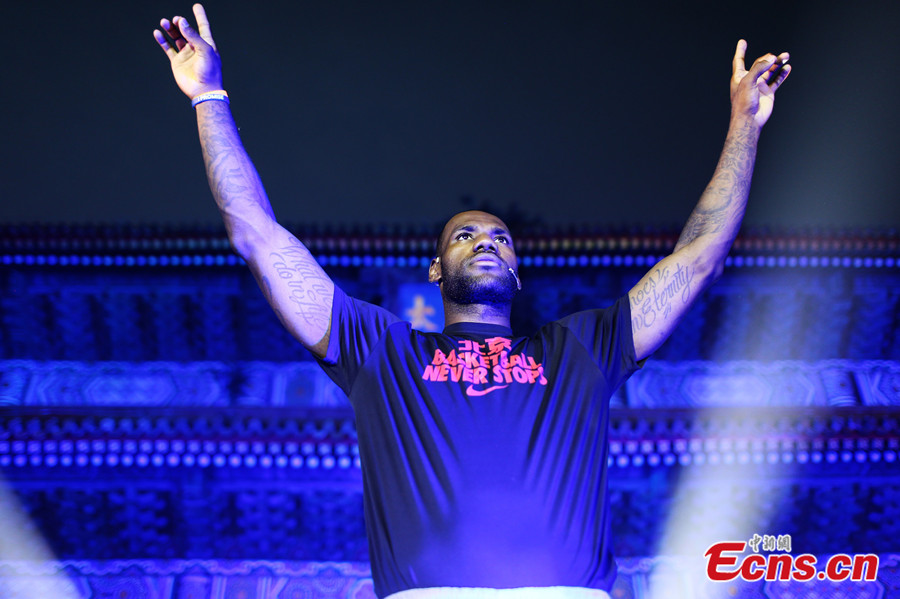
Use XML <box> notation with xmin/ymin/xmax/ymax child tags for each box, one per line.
<box><xmin>629</xmin><ymin>40</ymin><xmax>791</xmax><ymax>361</ymax></box>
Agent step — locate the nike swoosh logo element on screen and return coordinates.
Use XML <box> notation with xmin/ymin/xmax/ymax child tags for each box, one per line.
<box><xmin>465</xmin><ymin>384</ymin><xmax>509</xmax><ymax>396</ymax></box>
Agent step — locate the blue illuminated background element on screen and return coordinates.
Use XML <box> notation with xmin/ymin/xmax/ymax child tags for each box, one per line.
<box><xmin>1</xmin><ymin>1</ymin><xmax>899</xmax><ymax>598</ymax></box>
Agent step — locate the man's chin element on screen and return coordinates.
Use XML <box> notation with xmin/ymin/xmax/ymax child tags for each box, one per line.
<box><xmin>443</xmin><ymin>273</ymin><xmax>516</xmax><ymax>306</ymax></box>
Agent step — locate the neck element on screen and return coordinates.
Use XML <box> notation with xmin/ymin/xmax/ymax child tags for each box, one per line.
<box><xmin>442</xmin><ymin>299</ymin><xmax>511</xmax><ymax>328</ymax></box>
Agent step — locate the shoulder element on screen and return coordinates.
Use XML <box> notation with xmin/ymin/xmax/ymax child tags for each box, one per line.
<box><xmin>540</xmin><ymin>296</ymin><xmax>636</xmax><ymax>363</ymax></box>
<box><xmin>551</xmin><ymin>296</ymin><xmax>629</xmax><ymax>333</ymax></box>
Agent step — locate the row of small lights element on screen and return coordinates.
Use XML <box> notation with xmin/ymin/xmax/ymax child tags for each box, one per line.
<box><xmin>2</xmin><ymin>235</ymin><xmax>897</xmax><ymax>253</ymax></box>
<box><xmin>0</xmin><ymin>439</ymin><xmax>360</xmax><ymax>471</ymax></box>
<box><xmin>606</xmin><ymin>436</ymin><xmax>899</xmax><ymax>469</ymax></box>
<box><xmin>2</xmin><ymin>253</ymin><xmax>899</xmax><ymax>269</ymax></box>
<box><xmin>1</xmin><ymin>436</ymin><xmax>895</xmax><ymax>470</ymax></box>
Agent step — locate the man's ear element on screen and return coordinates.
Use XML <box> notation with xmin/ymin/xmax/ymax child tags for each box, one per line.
<box><xmin>428</xmin><ymin>256</ymin><xmax>442</xmax><ymax>285</ymax></box>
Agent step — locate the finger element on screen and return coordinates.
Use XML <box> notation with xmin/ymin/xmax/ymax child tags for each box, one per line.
<box><xmin>768</xmin><ymin>63</ymin><xmax>791</xmax><ymax>91</ymax></box>
<box><xmin>733</xmin><ymin>39</ymin><xmax>747</xmax><ymax>74</ymax></box>
<box><xmin>160</xmin><ymin>18</ymin><xmax>187</xmax><ymax>52</ymax></box>
<box><xmin>160</xmin><ymin>18</ymin><xmax>179</xmax><ymax>40</ymax></box>
<box><xmin>192</xmin><ymin>4</ymin><xmax>218</xmax><ymax>51</ymax></box>
<box><xmin>763</xmin><ymin>62</ymin><xmax>784</xmax><ymax>85</ymax></box>
<box><xmin>152</xmin><ymin>29</ymin><xmax>177</xmax><ymax>60</ymax></box>
<box><xmin>175</xmin><ymin>15</ymin><xmax>206</xmax><ymax>49</ymax></box>
<box><xmin>762</xmin><ymin>52</ymin><xmax>790</xmax><ymax>85</ymax></box>
<box><xmin>747</xmin><ymin>53</ymin><xmax>778</xmax><ymax>83</ymax></box>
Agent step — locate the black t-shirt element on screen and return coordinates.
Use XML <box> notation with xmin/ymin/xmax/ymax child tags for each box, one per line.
<box><xmin>317</xmin><ymin>286</ymin><xmax>641</xmax><ymax>598</ymax></box>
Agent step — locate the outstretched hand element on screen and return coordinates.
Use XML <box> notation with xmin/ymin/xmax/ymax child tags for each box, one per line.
<box><xmin>730</xmin><ymin>40</ymin><xmax>791</xmax><ymax>129</ymax></box>
<box><xmin>153</xmin><ymin>4</ymin><xmax>223</xmax><ymax>99</ymax></box>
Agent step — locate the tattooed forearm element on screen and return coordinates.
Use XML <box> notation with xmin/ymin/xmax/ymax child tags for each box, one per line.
<box><xmin>197</xmin><ymin>101</ymin><xmax>275</xmax><ymax>221</ymax></box>
<box><xmin>630</xmin><ymin>262</ymin><xmax>696</xmax><ymax>331</ymax></box>
<box><xmin>674</xmin><ymin>121</ymin><xmax>759</xmax><ymax>252</ymax></box>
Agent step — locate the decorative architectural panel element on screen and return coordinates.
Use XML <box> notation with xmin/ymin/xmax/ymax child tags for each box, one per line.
<box><xmin>3</xmin><ymin>359</ymin><xmax>899</xmax><ymax>410</ymax></box>
<box><xmin>1</xmin><ymin>557</ymin><xmax>897</xmax><ymax>599</ymax></box>
<box><xmin>0</xmin><ymin>361</ymin><xmax>344</xmax><ymax>409</ymax></box>
<box><xmin>2</xmin><ymin>225</ymin><xmax>899</xmax><ymax>596</ymax></box>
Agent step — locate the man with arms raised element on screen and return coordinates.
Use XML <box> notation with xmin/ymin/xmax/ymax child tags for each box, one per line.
<box><xmin>154</xmin><ymin>6</ymin><xmax>790</xmax><ymax>598</ymax></box>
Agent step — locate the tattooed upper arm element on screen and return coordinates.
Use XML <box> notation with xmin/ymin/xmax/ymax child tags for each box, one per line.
<box><xmin>247</xmin><ymin>228</ymin><xmax>334</xmax><ymax>358</ymax></box>
<box><xmin>628</xmin><ymin>247</ymin><xmax>720</xmax><ymax>361</ymax></box>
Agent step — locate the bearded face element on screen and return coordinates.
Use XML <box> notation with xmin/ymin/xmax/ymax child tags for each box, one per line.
<box><xmin>440</xmin><ymin>252</ymin><xmax>518</xmax><ymax>307</ymax></box>
<box><xmin>430</xmin><ymin>211</ymin><xmax>520</xmax><ymax>309</ymax></box>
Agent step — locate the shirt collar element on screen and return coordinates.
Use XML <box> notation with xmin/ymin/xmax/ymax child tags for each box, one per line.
<box><xmin>442</xmin><ymin>321</ymin><xmax>513</xmax><ymax>338</ymax></box>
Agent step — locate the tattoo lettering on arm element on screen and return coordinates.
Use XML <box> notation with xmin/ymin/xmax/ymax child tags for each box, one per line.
<box><xmin>267</xmin><ymin>238</ymin><xmax>332</xmax><ymax>331</ymax></box>
<box><xmin>630</xmin><ymin>262</ymin><xmax>696</xmax><ymax>333</ymax></box>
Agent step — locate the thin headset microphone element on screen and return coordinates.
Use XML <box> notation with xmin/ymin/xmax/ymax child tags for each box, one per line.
<box><xmin>508</xmin><ymin>267</ymin><xmax>522</xmax><ymax>291</ymax></box>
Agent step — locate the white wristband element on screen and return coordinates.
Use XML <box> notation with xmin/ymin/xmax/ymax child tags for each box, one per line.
<box><xmin>191</xmin><ymin>90</ymin><xmax>229</xmax><ymax>108</ymax></box>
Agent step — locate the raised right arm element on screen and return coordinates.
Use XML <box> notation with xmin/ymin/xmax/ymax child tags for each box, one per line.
<box><xmin>154</xmin><ymin>4</ymin><xmax>333</xmax><ymax>357</ymax></box>
<box><xmin>198</xmin><ymin>101</ymin><xmax>334</xmax><ymax>357</ymax></box>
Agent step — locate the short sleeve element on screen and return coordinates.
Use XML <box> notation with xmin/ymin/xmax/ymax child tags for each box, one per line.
<box><xmin>315</xmin><ymin>285</ymin><xmax>401</xmax><ymax>395</ymax></box>
<box><xmin>554</xmin><ymin>295</ymin><xmax>642</xmax><ymax>391</ymax></box>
